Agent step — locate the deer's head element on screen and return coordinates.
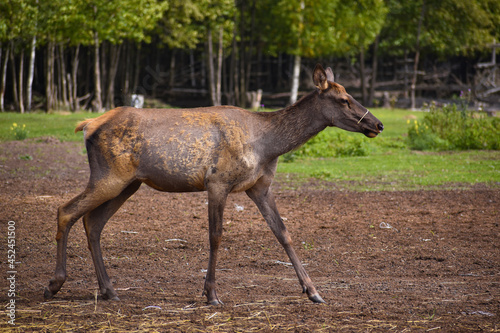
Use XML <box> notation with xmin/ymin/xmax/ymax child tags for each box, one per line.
<box><xmin>313</xmin><ymin>64</ymin><xmax>384</xmax><ymax>138</ymax></box>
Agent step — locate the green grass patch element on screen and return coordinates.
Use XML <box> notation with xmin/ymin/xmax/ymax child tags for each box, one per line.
<box><xmin>0</xmin><ymin>111</ymin><xmax>99</xmax><ymax>142</ymax></box>
<box><xmin>278</xmin><ymin>150</ymin><xmax>500</xmax><ymax>191</ymax></box>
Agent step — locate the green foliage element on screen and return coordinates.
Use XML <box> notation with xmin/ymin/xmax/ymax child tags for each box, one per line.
<box><xmin>407</xmin><ymin>103</ymin><xmax>500</xmax><ymax>151</ymax></box>
<box><xmin>379</xmin><ymin>0</ymin><xmax>498</xmax><ymax>57</ymax></box>
<box><xmin>84</xmin><ymin>0</ymin><xmax>168</xmax><ymax>44</ymax></box>
<box><xmin>157</xmin><ymin>0</ymin><xmax>204</xmax><ymax>49</ymax></box>
<box><xmin>258</xmin><ymin>0</ymin><xmax>387</xmax><ymax>58</ymax></box>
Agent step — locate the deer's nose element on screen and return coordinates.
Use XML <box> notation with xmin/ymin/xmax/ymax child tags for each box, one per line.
<box><xmin>377</xmin><ymin>123</ymin><xmax>384</xmax><ymax>132</ymax></box>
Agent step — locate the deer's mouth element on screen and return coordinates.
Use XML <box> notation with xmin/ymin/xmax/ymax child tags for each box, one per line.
<box><xmin>363</xmin><ymin>123</ymin><xmax>384</xmax><ymax>138</ymax></box>
<box><xmin>364</xmin><ymin>131</ymin><xmax>379</xmax><ymax>138</ymax></box>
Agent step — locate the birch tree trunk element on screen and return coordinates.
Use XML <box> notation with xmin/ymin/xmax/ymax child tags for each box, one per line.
<box><xmin>289</xmin><ymin>54</ymin><xmax>301</xmax><ymax>105</ymax></box>
<box><xmin>0</xmin><ymin>43</ymin><xmax>10</xmax><ymax>112</ymax></box>
<box><xmin>18</xmin><ymin>49</ymin><xmax>25</xmax><ymax>113</ymax></box>
<box><xmin>26</xmin><ymin>36</ymin><xmax>36</xmax><ymax>111</ymax></box>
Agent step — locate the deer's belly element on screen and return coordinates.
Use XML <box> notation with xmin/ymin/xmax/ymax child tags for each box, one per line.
<box><xmin>137</xmin><ymin>152</ymin><xmax>261</xmax><ymax>193</ymax></box>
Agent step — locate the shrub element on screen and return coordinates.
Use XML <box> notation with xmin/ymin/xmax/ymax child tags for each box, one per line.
<box><xmin>407</xmin><ymin>119</ymin><xmax>450</xmax><ymax>151</ymax></box>
<box><xmin>407</xmin><ymin>103</ymin><xmax>500</xmax><ymax>151</ymax></box>
<box><xmin>10</xmin><ymin>123</ymin><xmax>28</xmax><ymax>140</ymax></box>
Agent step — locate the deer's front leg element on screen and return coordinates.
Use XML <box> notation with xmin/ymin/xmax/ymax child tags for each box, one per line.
<box><xmin>203</xmin><ymin>187</ymin><xmax>228</xmax><ymax>305</ymax></box>
<box><xmin>246</xmin><ymin>180</ymin><xmax>325</xmax><ymax>303</ymax></box>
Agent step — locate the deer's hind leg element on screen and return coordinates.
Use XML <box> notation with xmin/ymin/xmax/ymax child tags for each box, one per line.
<box><xmin>44</xmin><ymin>178</ymin><xmax>136</xmax><ymax>299</ymax></box>
<box><xmin>83</xmin><ymin>180</ymin><xmax>142</xmax><ymax>300</ymax></box>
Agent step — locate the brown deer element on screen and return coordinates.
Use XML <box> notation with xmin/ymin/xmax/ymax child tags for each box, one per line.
<box><xmin>44</xmin><ymin>64</ymin><xmax>383</xmax><ymax>305</ymax></box>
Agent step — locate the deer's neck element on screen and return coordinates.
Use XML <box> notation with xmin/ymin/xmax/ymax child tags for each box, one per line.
<box><xmin>259</xmin><ymin>92</ymin><xmax>328</xmax><ymax>160</ymax></box>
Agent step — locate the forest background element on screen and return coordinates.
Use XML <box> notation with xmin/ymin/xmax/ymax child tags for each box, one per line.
<box><xmin>1</xmin><ymin>0</ymin><xmax>499</xmax><ymax>114</ymax></box>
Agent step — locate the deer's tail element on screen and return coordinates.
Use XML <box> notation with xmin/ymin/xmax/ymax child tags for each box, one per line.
<box><xmin>75</xmin><ymin>119</ymin><xmax>94</xmax><ymax>133</ymax></box>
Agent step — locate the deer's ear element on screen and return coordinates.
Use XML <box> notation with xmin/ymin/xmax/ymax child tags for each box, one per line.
<box><xmin>325</xmin><ymin>67</ymin><xmax>334</xmax><ymax>82</ymax></box>
<box><xmin>313</xmin><ymin>64</ymin><xmax>329</xmax><ymax>91</ymax></box>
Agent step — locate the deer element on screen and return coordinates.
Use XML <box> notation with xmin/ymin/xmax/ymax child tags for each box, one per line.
<box><xmin>44</xmin><ymin>64</ymin><xmax>384</xmax><ymax>305</ymax></box>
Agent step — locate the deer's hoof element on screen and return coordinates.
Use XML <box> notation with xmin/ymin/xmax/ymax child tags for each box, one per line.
<box><xmin>309</xmin><ymin>293</ymin><xmax>325</xmax><ymax>304</ymax></box>
<box><xmin>43</xmin><ymin>287</ymin><xmax>55</xmax><ymax>299</ymax></box>
<box><xmin>207</xmin><ymin>298</ymin><xmax>224</xmax><ymax>306</ymax></box>
<box><xmin>101</xmin><ymin>292</ymin><xmax>120</xmax><ymax>301</ymax></box>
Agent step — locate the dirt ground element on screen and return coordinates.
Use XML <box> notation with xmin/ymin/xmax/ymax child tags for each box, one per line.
<box><xmin>1</xmin><ymin>139</ymin><xmax>499</xmax><ymax>332</ymax></box>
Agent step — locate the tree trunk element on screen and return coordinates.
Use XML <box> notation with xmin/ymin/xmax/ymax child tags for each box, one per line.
<box><xmin>238</xmin><ymin>1</ymin><xmax>245</xmax><ymax>107</ymax></box>
<box><xmin>277</xmin><ymin>53</ymin><xmax>283</xmax><ymax>90</ymax></box>
<box><xmin>93</xmin><ymin>32</ymin><xmax>103</xmax><ymax>112</ymax></box>
<box><xmin>359</xmin><ymin>48</ymin><xmax>367</xmax><ymax>105</ymax></box>
<box><xmin>190</xmin><ymin>49</ymin><xmax>196</xmax><ymax>88</ymax></box>
<box><xmin>169</xmin><ymin>49</ymin><xmax>176</xmax><ymax>89</ymax></box>
<box><xmin>403</xmin><ymin>50</ymin><xmax>409</xmax><ymax>98</ymax></box>
<box><xmin>229</xmin><ymin>16</ymin><xmax>238</xmax><ymax>106</ymax></box>
<box><xmin>58</xmin><ymin>44</ymin><xmax>69</xmax><ymax>108</ymax></box>
<box><xmin>0</xmin><ymin>42</ymin><xmax>10</xmax><ymax>112</ymax></box>
<box><xmin>132</xmin><ymin>44</ymin><xmax>141</xmax><ymax>94</ymax></box>
<box><xmin>0</xmin><ymin>44</ymin><xmax>2</xmax><ymax>109</ymax></box>
<box><xmin>207</xmin><ymin>27</ymin><xmax>219</xmax><ymax>106</ymax></box>
<box><xmin>18</xmin><ymin>49</ymin><xmax>25</xmax><ymax>113</ymax></box>
<box><xmin>100</xmin><ymin>42</ymin><xmax>107</xmax><ymax>106</ymax></box>
<box><xmin>289</xmin><ymin>54</ymin><xmax>301</xmax><ymax>105</ymax></box>
<box><xmin>369</xmin><ymin>35</ymin><xmax>380</xmax><ymax>107</ymax></box>
<box><xmin>411</xmin><ymin>1</ymin><xmax>425</xmax><ymax>110</ymax></box>
<box><xmin>26</xmin><ymin>36</ymin><xmax>36</xmax><ymax>111</ymax></box>
<box><xmin>71</xmin><ymin>44</ymin><xmax>80</xmax><ymax>111</ymax></box>
<box><xmin>46</xmin><ymin>42</ymin><xmax>55</xmax><ymax>111</ymax></box>
<box><xmin>216</xmin><ymin>25</ymin><xmax>223</xmax><ymax>105</ymax></box>
<box><xmin>10</xmin><ymin>47</ymin><xmax>19</xmax><ymax>111</ymax></box>
<box><xmin>244</xmin><ymin>0</ymin><xmax>256</xmax><ymax>97</ymax></box>
<box><xmin>104</xmin><ymin>43</ymin><xmax>121</xmax><ymax>110</ymax></box>
<box><xmin>122</xmin><ymin>42</ymin><xmax>130</xmax><ymax>98</ymax></box>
